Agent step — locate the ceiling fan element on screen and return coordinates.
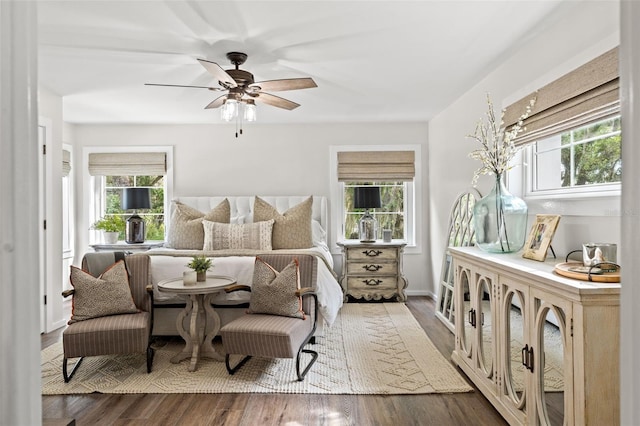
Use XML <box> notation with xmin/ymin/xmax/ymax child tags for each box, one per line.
<box><xmin>145</xmin><ymin>52</ymin><xmax>317</xmax><ymax>112</ymax></box>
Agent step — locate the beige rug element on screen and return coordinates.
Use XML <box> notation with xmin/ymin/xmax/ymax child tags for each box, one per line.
<box><xmin>42</xmin><ymin>303</ymin><xmax>472</xmax><ymax>395</ymax></box>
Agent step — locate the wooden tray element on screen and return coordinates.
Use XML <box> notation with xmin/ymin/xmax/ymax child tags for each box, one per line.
<box><xmin>554</xmin><ymin>262</ymin><xmax>620</xmax><ymax>283</ymax></box>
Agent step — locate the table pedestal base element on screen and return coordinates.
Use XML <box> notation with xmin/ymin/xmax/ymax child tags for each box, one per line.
<box><xmin>171</xmin><ymin>293</ymin><xmax>224</xmax><ymax>371</ymax></box>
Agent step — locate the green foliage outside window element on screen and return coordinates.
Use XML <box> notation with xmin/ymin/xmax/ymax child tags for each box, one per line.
<box><xmin>559</xmin><ymin>116</ymin><xmax>621</xmax><ymax>187</ymax></box>
<box><xmin>104</xmin><ymin>175</ymin><xmax>165</xmax><ymax>240</ymax></box>
<box><xmin>344</xmin><ymin>182</ymin><xmax>405</xmax><ymax>240</ymax></box>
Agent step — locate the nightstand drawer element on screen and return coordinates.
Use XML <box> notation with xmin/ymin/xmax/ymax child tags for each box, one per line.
<box><xmin>346</xmin><ymin>276</ymin><xmax>398</xmax><ymax>291</ymax></box>
<box><xmin>346</xmin><ymin>262</ymin><xmax>398</xmax><ymax>276</ymax></box>
<box><xmin>348</xmin><ymin>247</ymin><xmax>397</xmax><ymax>261</ymax></box>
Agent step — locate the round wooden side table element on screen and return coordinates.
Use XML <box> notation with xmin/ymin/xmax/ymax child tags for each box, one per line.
<box><xmin>158</xmin><ymin>275</ymin><xmax>236</xmax><ymax>372</ymax></box>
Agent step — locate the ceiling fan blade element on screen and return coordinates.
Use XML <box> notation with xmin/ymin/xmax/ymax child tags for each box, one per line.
<box><xmin>253</xmin><ymin>92</ymin><xmax>300</xmax><ymax>110</ymax></box>
<box><xmin>204</xmin><ymin>95</ymin><xmax>227</xmax><ymax>109</ymax></box>
<box><xmin>145</xmin><ymin>83</ymin><xmax>222</xmax><ymax>91</ymax></box>
<box><xmin>249</xmin><ymin>77</ymin><xmax>317</xmax><ymax>92</ymax></box>
<box><xmin>197</xmin><ymin>58</ymin><xmax>237</xmax><ymax>88</ymax></box>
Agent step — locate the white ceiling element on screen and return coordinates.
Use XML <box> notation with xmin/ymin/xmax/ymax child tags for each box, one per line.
<box><xmin>37</xmin><ymin>0</ymin><xmax>570</xmax><ymax>125</ymax></box>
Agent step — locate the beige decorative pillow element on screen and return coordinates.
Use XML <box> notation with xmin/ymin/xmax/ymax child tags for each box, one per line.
<box><xmin>68</xmin><ymin>261</ymin><xmax>138</xmax><ymax>323</ymax></box>
<box><xmin>248</xmin><ymin>257</ymin><xmax>305</xmax><ymax>319</ymax></box>
<box><xmin>253</xmin><ymin>196</ymin><xmax>313</xmax><ymax>249</ymax></box>
<box><xmin>203</xmin><ymin>219</ymin><xmax>274</xmax><ymax>250</ymax></box>
<box><xmin>166</xmin><ymin>199</ymin><xmax>230</xmax><ymax>249</ymax></box>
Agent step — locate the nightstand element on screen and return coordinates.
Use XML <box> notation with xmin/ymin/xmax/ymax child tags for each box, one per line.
<box><xmin>337</xmin><ymin>241</ymin><xmax>408</xmax><ymax>302</ymax></box>
<box><xmin>90</xmin><ymin>240</ymin><xmax>164</xmax><ymax>253</ymax></box>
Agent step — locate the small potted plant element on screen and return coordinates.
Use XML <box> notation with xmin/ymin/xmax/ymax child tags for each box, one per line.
<box><xmin>91</xmin><ymin>215</ymin><xmax>125</xmax><ymax>244</ymax></box>
<box><xmin>187</xmin><ymin>255</ymin><xmax>212</xmax><ymax>282</ymax></box>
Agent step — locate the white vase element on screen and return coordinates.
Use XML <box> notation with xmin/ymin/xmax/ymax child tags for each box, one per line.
<box><xmin>103</xmin><ymin>231</ymin><xmax>119</xmax><ymax>244</ymax></box>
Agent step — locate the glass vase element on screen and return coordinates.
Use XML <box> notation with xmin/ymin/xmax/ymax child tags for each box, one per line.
<box><xmin>473</xmin><ymin>174</ymin><xmax>528</xmax><ymax>253</ymax></box>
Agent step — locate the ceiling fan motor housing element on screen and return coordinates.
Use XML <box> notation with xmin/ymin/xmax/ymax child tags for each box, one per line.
<box><xmin>224</xmin><ymin>69</ymin><xmax>254</xmax><ymax>88</ymax></box>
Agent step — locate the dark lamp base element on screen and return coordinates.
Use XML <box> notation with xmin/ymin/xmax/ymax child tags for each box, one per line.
<box><xmin>126</xmin><ymin>215</ymin><xmax>146</xmax><ymax>244</ymax></box>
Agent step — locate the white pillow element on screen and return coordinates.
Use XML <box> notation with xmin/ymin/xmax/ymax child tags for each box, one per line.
<box><xmin>312</xmin><ymin>219</ymin><xmax>326</xmax><ymax>246</ymax></box>
<box><xmin>203</xmin><ymin>219</ymin><xmax>274</xmax><ymax>250</ymax></box>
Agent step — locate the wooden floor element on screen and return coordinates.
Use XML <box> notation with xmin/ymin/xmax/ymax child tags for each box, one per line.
<box><xmin>42</xmin><ymin>297</ymin><xmax>507</xmax><ymax>426</ymax></box>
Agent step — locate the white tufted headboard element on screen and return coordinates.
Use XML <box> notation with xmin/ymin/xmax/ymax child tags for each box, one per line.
<box><xmin>171</xmin><ymin>195</ymin><xmax>328</xmax><ymax>232</ymax></box>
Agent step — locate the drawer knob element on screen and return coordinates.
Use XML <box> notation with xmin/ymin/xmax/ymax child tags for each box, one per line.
<box><xmin>363</xmin><ymin>279</ymin><xmax>382</xmax><ymax>286</ymax></box>
<box><xmin>363</xmin><ymin>264</ymin><xmax>382</xmax><ymax>272</ymax></box>
<box><xmin>362</xmin><ymin>249</ymin><xmax>382</xmax><ymax>257</ymax></box>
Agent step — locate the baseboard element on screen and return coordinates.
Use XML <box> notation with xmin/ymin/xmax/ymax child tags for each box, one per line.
<box><xmin>405</xmin><ymin>290</ymin><xmax>436</xmax><ymax>299</ymax></box>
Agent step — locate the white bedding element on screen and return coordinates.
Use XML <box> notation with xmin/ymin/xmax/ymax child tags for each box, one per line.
<box><xmin>147</xmin><ymin>246</ymin><xmax>343</xmax><ymax>327</ymax></box>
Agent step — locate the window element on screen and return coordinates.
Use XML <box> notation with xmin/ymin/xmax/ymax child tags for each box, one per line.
<box><xmin>62</xmin><ymin>147</ymin><xmax>73</xmax><ymax>257</ymax></box>
<box><xmin>102</xmin><ymin>175</ymin><xmax>165</xmax><ymax>240</ymax></box>
<box><xmin>531</xmin><ymin>116</ymin><xmax>621</xmax><ymax>194</ymax></box>
<box><xmin>86</xmin><ymin>148</ymin><xmax>172</xmax><ymax>243</ymax></box>
<box><xmin>343</xmin><ymin>181</ymin><xmax>406</xmax><ymax>240</ymax></box>
<box><xmin>504</xmin><ymin>47</ymin><xmax>620</xmax><ymax>200</ymax></box>
<box><xmin>331</xmin><ymin>146</ymin><xmax>420</xmax><ymax>249</ymax></box>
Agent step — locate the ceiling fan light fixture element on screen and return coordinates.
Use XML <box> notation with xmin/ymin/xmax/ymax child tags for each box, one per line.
<box><xmin>221</xmin><ymin>98</ymin><xmax>238</xmax><ymax>122</ymax></box>
<box><xmin>244</xmin><ymin>99</ymin><xmax>257</xmax><ymax>122</ymax></box>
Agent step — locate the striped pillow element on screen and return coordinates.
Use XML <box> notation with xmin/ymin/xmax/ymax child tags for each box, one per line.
<box><xmin>202</xmin><ymin>220</ymin><xmax>274</xmax><ymax>250</ymax></box>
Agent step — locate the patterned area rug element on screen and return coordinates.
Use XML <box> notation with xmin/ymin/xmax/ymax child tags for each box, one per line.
<box><xmin>41</xmin><ymin>303</ymin><xmax>472</xmax><ymax>395</ymax></box>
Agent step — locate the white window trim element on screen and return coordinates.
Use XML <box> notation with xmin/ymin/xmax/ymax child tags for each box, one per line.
<box><xmin>329</xmin><ymin>144</ymin><xmax>422</xmax><ymax>255</ymax></box>
<box><xmin>82</xmin><ymin>145</ymin><xmax>174</xmax><ymax>245</ymax></box>
<box><xmin>522</xmin><ymin>144</ymin><xmax>621</xmax><ymax>201</ymax></box>
<box><xmin>512</xmin><ymin>147</ymin><xmax>621</xmax><ymax>218</ymax></box>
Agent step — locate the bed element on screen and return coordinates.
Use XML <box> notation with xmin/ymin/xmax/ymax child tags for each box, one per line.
<box><xmin>146</xmin><ymin>195</ymin><xmax>343</xmax><ymax>337</ymax></box>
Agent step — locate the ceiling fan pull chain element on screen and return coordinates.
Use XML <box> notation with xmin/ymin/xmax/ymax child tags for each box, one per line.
<box><xmin>235</xmin><ymin>109</ymin><xmax>240</xmax><ymax>138</ymax></box>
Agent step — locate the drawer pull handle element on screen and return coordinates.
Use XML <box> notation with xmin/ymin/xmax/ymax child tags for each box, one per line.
<box><xmin>362</xmin><ymin>249</ymin><xmax>382</xmax><ymax>257</ymax></box>
<box><xmin>363</xmin><ymin>279</ymin><xmax>382</xmax><ymax>286</ymax></box>
<box><xmin>363</xmin><ymin>264</ymin><xmax>382</xmax><ymax>272</ymax></box>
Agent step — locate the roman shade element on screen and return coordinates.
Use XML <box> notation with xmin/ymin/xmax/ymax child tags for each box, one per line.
<box><xmin>88</xmin><ymin>152</ymin><xmax>166</xmax><ymax>176</ymax></box>
<box><xmin>62</xmin><ymin>149</ymin><xmax>71</xmax><ymax>177</ymax></box>
<box><xmin>504</xmin><ymin>47</ymin><xmax>619</xmax><ymax>146</ymax></box>
<box><xmin>337</xmin><ymin>150</ymin><xmax>415</xmax><ymax>182</ymax></box>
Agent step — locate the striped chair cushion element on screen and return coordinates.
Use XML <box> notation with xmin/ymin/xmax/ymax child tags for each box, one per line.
<box><xmin>63</xmin><ymin>311</ymin><xmax>150</xmax><ymax>358</ymax></box>
<box><xmin>221</xmin><ymin>313</ymin><xmax>313</xmax><ymax>359</ymax></box>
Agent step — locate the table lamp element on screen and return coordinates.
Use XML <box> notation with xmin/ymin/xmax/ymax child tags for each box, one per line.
<box><xmin>354</xmin><ymin>186</ymin><xmax>381</xmax><ymax>242</ymax></box>
<box><xmin>122</xmin><ymin>188</ymin><xmax>151</xmax><ymax>244</ymax></box>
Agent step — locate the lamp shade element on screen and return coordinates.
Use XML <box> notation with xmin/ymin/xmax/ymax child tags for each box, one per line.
<box><xmin>122</xmin><ymin>188</ymin><xmax>151</xmax><ymax>210</ymax></box>
<box><xmin>354</xmin><ymin>186</ymin><xmax>381</xmax><ymax>209</ymax></box>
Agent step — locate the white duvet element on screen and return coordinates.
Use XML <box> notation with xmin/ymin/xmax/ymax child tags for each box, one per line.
<box><xmin>148</xmin><ymin>249</ymin><xmax>343</xmax><ymax>327</ymax></box>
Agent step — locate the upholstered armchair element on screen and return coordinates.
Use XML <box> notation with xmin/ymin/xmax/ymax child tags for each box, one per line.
<box><xmin>220</xmin><ymin>254</ymin><xmax>319</xmax><ymax>381</ymax></box>
<box><xmin>61</xmin><ymin>252</ymin><xmax>155</xmax><ymax>382</ymax></box>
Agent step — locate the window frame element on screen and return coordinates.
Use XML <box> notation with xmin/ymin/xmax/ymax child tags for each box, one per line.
<box><xmin>342</xmin><ymin>181</ymin><xmax>410</xmax><ymax>241</ymax></box>
<box><xmin>330</xmin><ymin>144</ymin><xmax>421</xmax><ymax>254</ymax></box>
<box><xmin>523</xmin><ymin>116</ymin><xmax>622</xmax><ymax>200</ymax></box>
<box><xmin>83</xmin><ymin>146</ymin><xmax>173</xmax><ymax>244</ymax></box>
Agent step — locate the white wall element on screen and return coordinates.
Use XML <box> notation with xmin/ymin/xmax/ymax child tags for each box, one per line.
<box><xmin>428</xmin><ymin>1</ymin><xmax>620</xmax><ymax>291</ymax></box>
<box><xmin>72</xmin><ymin>122</ymin><xmax>432</xmax><ymax>294</ymax></box>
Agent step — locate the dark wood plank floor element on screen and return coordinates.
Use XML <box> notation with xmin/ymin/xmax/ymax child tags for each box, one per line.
<box><xmin>42</xmin><ymin>297</ymin><xmax>507</xmax><ymax>426</ymax></box>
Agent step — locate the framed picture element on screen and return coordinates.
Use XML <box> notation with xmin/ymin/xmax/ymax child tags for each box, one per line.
<box><xmin>522</xmin><ymin>214</ymin><xmax>561</xmax><ymax>261</ymax></box>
